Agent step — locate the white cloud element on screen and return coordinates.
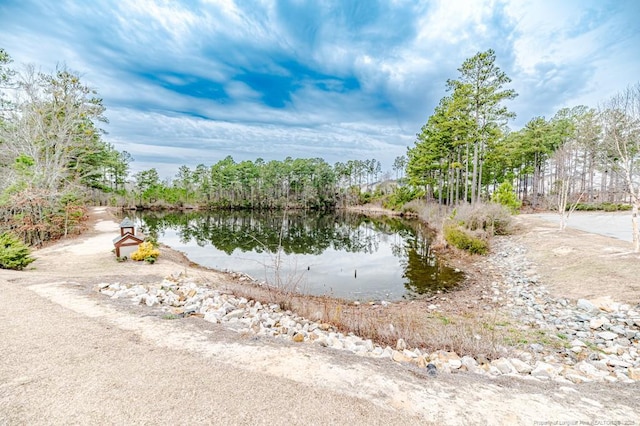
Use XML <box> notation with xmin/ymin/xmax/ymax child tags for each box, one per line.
<box><xmin>2</xmin><ymin>0</ymin><xmax>639</xmax><ymax>177</ymax></box>
<box><xmin>505</xmin><ymin>0</ymin><xmax>599</xmax><ymax>73</ymax></box>
<box><xmin>416</xmin><ymin>0</ymin><xmax>498</xmax><ymax>45</ymax></box>
<box><xmin>115</xmin><ymin>0</ymin><xmax>200</xmax><ymax>44</ymax></box>
<box><xmin>104</xmin><ymin>104</ymin><xmax>409</xmax><ymax>177</ymax></box>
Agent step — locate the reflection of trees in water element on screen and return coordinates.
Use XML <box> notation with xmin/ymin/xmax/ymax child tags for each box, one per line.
<box><xmin>126</xmin><ymin>210</ymin><xmax>463</xmax><ymax>296</ymax></box>
<box><xmin>398</xmin><ymin>229</ymin><xmax>463</xmax><ymax>296</ymax></box>
<box><xmin>131</xmin><ymin>210</ymin><xmax>390</xmax><ymax>255</ymax></box>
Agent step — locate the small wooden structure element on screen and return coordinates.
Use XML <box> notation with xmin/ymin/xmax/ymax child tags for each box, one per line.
<box><xmin>113</xmin><ymin>217</ymin><xmax>144</xmax><ymax>258</ymax></box>
<box><xmin>119</xmin><ymin>217</ymin><xmax>135</xmax><ymax>237</ymax></box>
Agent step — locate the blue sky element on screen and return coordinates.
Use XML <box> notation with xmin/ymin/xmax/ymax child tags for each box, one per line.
<box><xmin>1</xmin><ymin>0</ymin><xmax>639</xmax><ymax>177</ymax></box>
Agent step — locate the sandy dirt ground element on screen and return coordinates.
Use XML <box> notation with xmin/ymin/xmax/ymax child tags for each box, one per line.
<box><xmin>1</xmin><ymin>207</ymin><xmax>639</xmax><ymax>425</ymax></box>
<box><xmin>512</xmin><ymin>213</ymin><xmax>640</xmax><ymax>304</ymax></box>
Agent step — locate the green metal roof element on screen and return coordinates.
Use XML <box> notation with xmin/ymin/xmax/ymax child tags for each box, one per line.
<box><xmin>119</xmin><ymin>217</ymin><xmax>135</xmax><ymax>228</ymax></box>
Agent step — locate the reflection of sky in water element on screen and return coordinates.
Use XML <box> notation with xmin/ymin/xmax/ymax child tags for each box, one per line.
<box><xmin>132</xmin><ymin>211</ymin><xmax>465</xmax><ymax>301</ymax></box>
<box><xmin>160</xmin><ymin>229</ymin><xmax>408</xmax><ymax>300</ymax></box>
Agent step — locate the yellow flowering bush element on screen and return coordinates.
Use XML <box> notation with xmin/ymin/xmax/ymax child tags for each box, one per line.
<box><xmin>130</xmin><ymin>241</ymin><xmax>160</xmax><ymax>262</ymax></box>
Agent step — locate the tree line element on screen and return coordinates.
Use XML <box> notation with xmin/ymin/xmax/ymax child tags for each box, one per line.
<box><xmin>130</xmin><ymin>157</ymin><xmax>384</xmax><ymax>210</ymax></box>
<box><xmin>406</xmin><ymin>49</ymin><xmax>640</xmax><ymax>250</ymax></box>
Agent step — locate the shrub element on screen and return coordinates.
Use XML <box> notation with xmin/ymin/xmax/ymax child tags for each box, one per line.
<box><xmin>359</xmin><ymin>191</ymin><xmax>373</xmax><ymax>204</ymax></box>
<box><xmin>130</xmin><ymin>241</ymin><xmax>160</xmax><ymax>262</ymax></box>
<box><xmin>491</xmin><ymin>182</ymin><xmax>521</xmax><ymax>214</ymax></box>
<box><xmin>602</xmin><ymin>202</ymin><xmax>631</xmax><ymax>212</ymax></box>
<box><xmin>453</xmin><ymin>202</ymin><xmax>514</xmax><ymax>236</ymax></box>
<box><xmin>573</xmin><ymin>202</ymin><xmax>632</xmax><ymax>212</ymax></box>
<box><xmin>573</xmin><ymin>203</ymin><xmax>598</xmax><ymax>211</ymax></box>
<box><xmin>383</xmin><ymin>186</ymin><xmax>425</xmax><ymax>210</ymax></box>
<box><xmin>443</xmin><ymin>223</ymin><xmax>489</xmax><ymax>255</ymax></box>
<box><xmin>0</xmin><ymin>232</ymin><xmax>35</xmax><ymax>270</ymax></box>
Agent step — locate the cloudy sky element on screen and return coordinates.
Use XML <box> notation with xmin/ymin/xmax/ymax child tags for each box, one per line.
<box><xmin>1</xmin><ymin>0</ymin><xmax>638</xmax><ymax>177</ymax></box>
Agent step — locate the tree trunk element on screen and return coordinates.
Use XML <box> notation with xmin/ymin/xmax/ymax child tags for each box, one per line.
<box><xmin>464</xmin><ymin>142</ymin><xmax>470</xmax><ymax>203</ymax></box>
<box><xmin>477</xmin><ymin>141</ymin><xmax>484</xmax><ymax>202</ymax></box>
<box><xmin>631</xmin><ymin>203</ymin><xmax>639</xmax><ymax>253</ymax></box>
<box><xmin>471</xmin><ymin>140</ymin><xmax>478</xmax><ymax>203</ymax></box>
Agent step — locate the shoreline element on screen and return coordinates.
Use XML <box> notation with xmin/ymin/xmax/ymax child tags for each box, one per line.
<box><xmin>98</xmin><ymin>206</ymin><xmax>640</xmax><ymax>385</ymax></box>
<box><xmin>21</xmin><ymin>206</ymin><xmax>640</xmax><ymax>383</ymax></box>
<box><xmin>115</xmin><ymin>204</ymin><xmax>463</xmax><ymax>303</ymax></box>
<box><xmin>3</xmin><ymin>206</ymin><xmax>640</xmax><ymax>424</ymax></box>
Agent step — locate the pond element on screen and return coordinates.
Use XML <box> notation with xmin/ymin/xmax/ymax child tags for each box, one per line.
<box><xmin>125</xmin><ymin>210</ymin><xmax>464</xmax><ymax>301</ymax></box>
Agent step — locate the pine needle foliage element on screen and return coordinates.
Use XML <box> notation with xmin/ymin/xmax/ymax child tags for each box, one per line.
<box><xmin>0</xmin><ymin>232</ymin><xmax>35</xmax><ymax>270</ymax></box>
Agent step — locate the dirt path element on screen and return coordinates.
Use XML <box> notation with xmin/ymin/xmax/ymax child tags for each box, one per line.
<box><xmin>1</xmin><ymin>207</ymin><xmax>639</xmax><ymax>425</ymax></box>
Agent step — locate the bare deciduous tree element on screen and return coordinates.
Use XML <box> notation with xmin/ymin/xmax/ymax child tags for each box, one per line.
<box><xmin>600</xmin><ymin>84</ymin><xmax>640</xmax><ymax>252</ymax></box>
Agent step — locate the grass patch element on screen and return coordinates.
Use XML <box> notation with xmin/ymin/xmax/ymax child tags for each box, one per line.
<box><xmin>162</xmin><ymin>313</ymin><xmax>180</xmax><ymax>320</ymax></box>
<box><xmin>443</xmin><ymin>222</ymin><xmax>489</xmax><ymax>255</ymax></box>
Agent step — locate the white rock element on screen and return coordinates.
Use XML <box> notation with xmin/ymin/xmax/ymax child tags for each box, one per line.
<box><xmin>487</xmin><ymin>365</ymin><xmax>502</xmax><ymax>376</ymax></box>
<box><xmin>492</xmin><ymin>358</ymin><xmax>516</xmax><ymax>374</ymax></box>
<box><xmin>597</xmin><ymin>331</ymin><xmax>618</xmax><ymax>341</ymax></box>
<box><xmin>566</xmin><ymin>373</ymin><xmax>592</xmax><ymax>384</ymax></box>
<box><xmin>448</xmin><ymin>359</ymin><xmax>462</xmax><ymax>370</ymax></box>
<box><xmin>364</xmin><ymin>339</ymin><xmax>375</xmax><ymax>352</ymax></box>
<box><xmin>224</xmin><ymin>309</ymin><xmax>245</xmax><ymax>320</ymax></box>
<box><xmin>576</xmin><ymin>361</ymin><xmax>600</xmax><ymax>376</ymax></box>
<box><xmin>203</xmin><ymin>312</ymin><xmax>220</xmax><ymax>323</ymax></box>
<box><xmin>577</xmin><ymin>299</ymin><xmax>598</xmax><ymax>313</ymax></box>
<box><xmin>615</xmin><ymin>371</ymin><xmax>634</xmax><ymax>384</ymax></box>
<box><xmin>381</xmin><ymin>347</ymin><xmax>394</xmax><ymax>358</ymax></box>
<box><xmin>343</xmin><ymin>341</ymin><xmax>357</xmax><ymax>352</ymax></box>
<box><xmin>314</xmin><ymin>337</ymin><xmax>329</xmax><ymax>347</ymax></box>
<box><xmin>569</xmin><ymin>339</ymin><xmax>587</xmax><ymax>347</ymax></box>
<box><xmin>606</xmin><ymin>358</ymin><xmax>632</xmax><ymax>368</ymax></box>
<box><xmin>530</xmin><ymin>362</ymin><xmax>559</xmax><ymax>379</ymax></box>
<box><xmin>371</xmin><ymin>347</ymin><xmax>384</xmax><ymax>357</ymax></box>
<box><xmin>589</xmin><ymin>317</ymin><xmax>607</xmax><ymax>329</ymax></box>
<box><xmin>331</xmin><ymin>339</ymin><xmax>344</xmax><ymax>350</ymax></box>
<box><xmin>403</xmin><ymin>349</ymin><xmax>418</xmax><ymax>359</ymax></box>
<box><xmin>112</xmin><ymin>289</ymin><xmax>128</xmax><ymax>299</ymax></box>
<box><xmin>509</xmin><ymin>358</ymin><xmax>533</xmax><ymax>374</ymax></box>
<box><xmin>590</xmin><ymin>360</ymin><xmax>610</xmax><ymax>372</ymax></box>
<box><xmin>145</xmin><ymin>295</ymin><xmax>158</xmax><ymax>307</ymax></box>
<box><xmin>460</xmin><ymin>356</ymin><xmax>478</xmax><ymax>372</ymax></box>
<box><xmin>603</xmin><ymin>345</ymin><xmax>622</xmax><ymax>355</ymax></box>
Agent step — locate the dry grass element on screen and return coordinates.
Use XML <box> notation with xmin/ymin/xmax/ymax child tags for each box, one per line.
<box><xmin>402</xmin><ymin>199</ymin><xmax>448</xmax><ymax>229</ymax></box>
<box><xmin>222</xmin><ymin>277</ymin><xmax>516</xmax><ymax>359</ymax></box>
<box><xmin>402</xmin><ymin>200</ymin><xmax>516</xmax><ymax>237</ymax></box>
<box><xmin>452</xmin><ymin>202</ymin><xmax>515</xmax><ymax>236</ymax></box>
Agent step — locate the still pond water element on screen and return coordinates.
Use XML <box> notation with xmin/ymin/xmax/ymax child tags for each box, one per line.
<box><xmin>128</xmin><ymin>210</ymin><xmax>464</xmax><ymax>301</ymax></box>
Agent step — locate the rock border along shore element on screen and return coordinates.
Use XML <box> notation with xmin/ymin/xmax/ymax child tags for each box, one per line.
<box><xmin>95</xmin><ymin>237</ymin><xmax>640</xmax><ymax>384</ymax></box>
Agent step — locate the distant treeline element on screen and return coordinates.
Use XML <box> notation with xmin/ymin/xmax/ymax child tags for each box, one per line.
<box><xmin>128</xmin><ymin>157</ymin><xmax>386</xmax><ymax>210</ymax></box>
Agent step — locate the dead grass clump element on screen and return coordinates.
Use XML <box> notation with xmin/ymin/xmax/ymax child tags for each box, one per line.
<box><xmin>453</xmin><ymin>202</ymin><xmax>515</xmax><ymax>236</ymax></box>
<box><xmin>402</xmin><ymin>199</ymin><xmax>448</xmax><ymax>229</ymax></box>
<box><xmin>221</xmin><ymin>277</ymin><xmax>511</xmax><ymax>359</ymax></box>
